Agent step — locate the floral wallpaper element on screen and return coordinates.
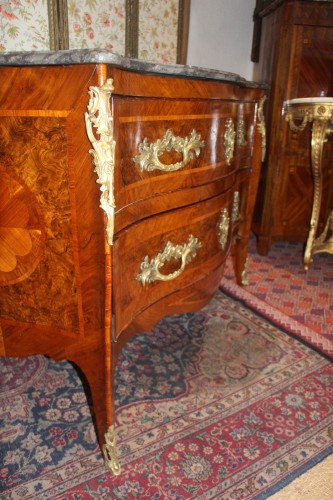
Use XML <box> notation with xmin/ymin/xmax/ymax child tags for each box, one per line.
<box><xmin>67</xmin><ymin>0</ymin><xmax>126</xmax><ymax>54</ymax></box>
<box><xmin>0</xmin><ymin>0</ymin><xmax>50</xmax><ymax>51</ymax></box>
<box><xmin>138</xmin><ymin>0</ymin><xmax>179</xmax><ymax>63</ymax></box>
<box><xmin>0</xmin><ymin>0</ymin><xmax>180</xmax><ymax>64</ymax></box>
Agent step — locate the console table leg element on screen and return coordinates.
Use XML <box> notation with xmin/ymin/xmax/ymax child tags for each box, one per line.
<box><xmin>304</xmin><ymin>119</ymin><xmax>327</xmax><ymax>269</ymax></box>
<box><xmin>311</xmin><ymin>210</ymin><xmax>333</xmax><ymax>257</ymax></box>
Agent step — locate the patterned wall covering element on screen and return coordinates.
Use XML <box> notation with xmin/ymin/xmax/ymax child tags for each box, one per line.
<box><xmin>0</xmin><ymin>0</ymin><xmax>50</xmax><ymax>51</ymax></box>
<box><xmin>138</xmin><ymin>0</ymin><xmax>179</xmax><ymax>63</ymax></box>
<box><xmin>67</xmin><ymin>0</ymin><xmax>126</xmax><ymax>54</ymax></box>
<box><xmin>0</xmin><ymin>0</ymin><xmax>182</xmax><ymax>63</ymax></box>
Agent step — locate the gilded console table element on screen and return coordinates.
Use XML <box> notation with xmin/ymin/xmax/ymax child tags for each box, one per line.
<box><xmin>0</xmin><ymin>50</ymin><xmax>266</xmax><ymax>474</ymax></box>
<box><xmin>285</xmin><ymin>98</ymin><xmax>333</xmax><ymax>269</ymax></box>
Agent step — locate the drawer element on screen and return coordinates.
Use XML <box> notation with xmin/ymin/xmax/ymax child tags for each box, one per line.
<box><xmin>113</xmin><ymin>98</ymin><xmax>240</xmax><ymax>214</ymax></box>
<box><xmin>114</xmin><ymin>173</ymin><xmax>238</xmax><ymax>233</ymax></box>
<box><xmin>112</xmin><ymin>184</ymin><xmax>241</xmax><ymax>339</ymax></box>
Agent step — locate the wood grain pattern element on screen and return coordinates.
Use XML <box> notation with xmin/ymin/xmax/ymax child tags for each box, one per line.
<box><xmin>0</xmin><ymin>169</ymin><xmax>44</xmax><ymax>285</ymax></box>
<box><xmin>0</xmin><ymin>62</ymin><xmax>264</xmax><ymax>450</ymax></box>
<box><xmin>0</xmin><ymin>117</ymin><xmax>80</xmax><ymax>331</ymax></box>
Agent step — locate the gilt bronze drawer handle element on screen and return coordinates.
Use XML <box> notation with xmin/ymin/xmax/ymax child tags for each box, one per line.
<box><xmin>137</xmin><ymin>234</ymin><xmax>202</xmax><ymax>285</ymax></box>
<box><xmin>133</xmin><ymin>129</ymin><xmax>205</xmax><ymax>172</ymax></box>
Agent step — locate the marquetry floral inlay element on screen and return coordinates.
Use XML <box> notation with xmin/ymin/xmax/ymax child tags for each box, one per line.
<box><xmin>0</xmin><ymin>173</ymin><xmax>44</xmax><ymax>286</ymax></box>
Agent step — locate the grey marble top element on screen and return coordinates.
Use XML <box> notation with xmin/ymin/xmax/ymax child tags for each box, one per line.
<box><xmin>0</xmin><ymin>49</ymin><xmax>266</xmax><ymax>88</ymax></box>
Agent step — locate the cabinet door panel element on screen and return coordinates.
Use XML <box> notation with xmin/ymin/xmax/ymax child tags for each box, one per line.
<box><xmin>293</xmin><ymin>25</ymin><xmax>333</xmax><ymax>98</ymax></box>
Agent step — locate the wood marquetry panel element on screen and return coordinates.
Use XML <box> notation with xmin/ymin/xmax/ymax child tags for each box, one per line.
<box><xmin>0</xmin><ymin>169</ymin><xmax>45</xmax><ymax>285</ymax></box>
<box><xmin>0</xmin><ymin>116</ymin><xmax>80</xmax><ymax>333</ymax></box>
<box><xmin>294</xmin><ymin>25</ymin><xmax>333</xmax><ymax>98</ymax></box>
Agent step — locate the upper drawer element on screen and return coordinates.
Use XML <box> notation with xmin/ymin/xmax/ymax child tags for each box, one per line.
<box><xmin>113</xmin><ymin>98</ymin><xmax>239</xmax><ymax>213</ymax></box>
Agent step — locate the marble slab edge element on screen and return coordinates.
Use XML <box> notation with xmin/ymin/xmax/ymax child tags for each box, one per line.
<box><xmin>0</xmin><ymin>49</ymin><xmax>267</xmax><ymax>89</ymax></box>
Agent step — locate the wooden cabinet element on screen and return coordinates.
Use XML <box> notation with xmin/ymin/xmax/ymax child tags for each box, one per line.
<box><xmin>0</xmin><ymin>51</ymin><xmax>265</xmax><ymax>472</ymax></box>
<box><xmin>252</xmin><ymin>0</ymin><xmax>333</xmax><ymax>254</ymax></box>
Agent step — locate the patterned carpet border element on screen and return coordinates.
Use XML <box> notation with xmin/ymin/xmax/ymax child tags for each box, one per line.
<box><xmin>221</xmin><ymin>278</ymin><xmax>333</xmax><ymax>360</ymax></box>
<box><xmin>259</xmin><ymin>447</ymin><xmax>333</xmax><ymax>500</ymax></box>
<box><xmin>221</xmin><ymin>278</ymin><xmax>333</xmax><ymax>359</ymax></box>
<box><xmin>222</xmin><ymin>234</ymin><xmax>333</xmax><ymax>359</ymax></box>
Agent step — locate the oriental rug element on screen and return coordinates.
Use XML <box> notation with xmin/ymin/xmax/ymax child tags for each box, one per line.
<box><xmin>1</xmin><ymin>289</ymin><xmax>333</xmax><ymax>499</ymax></box>
<box><xmin>222</xmin><ymin>236</ymin><xmax>333</xmax><ymax>358</ymax></box>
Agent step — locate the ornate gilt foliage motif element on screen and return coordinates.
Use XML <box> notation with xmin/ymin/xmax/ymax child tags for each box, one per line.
<box><xmin>224</xmin><ymin>118</ymin><xmax>235</xmax><ymax>165</ymax></box>
<box><xmin>218</xmin><ymin>208</ymin><xmax>230</xmax><ymax>250</ymax></box>
<box><xmin>232</xmin><ymin>191</ymin><xmax>240</xmax><ymax>223</ymax></box>
<box><xmin>133</xmin><ymin>129</ymin><xmax>205</xmax><ymax>172</ymax></box>
<box><xmin>85</xmin><ymin>79</ymin><xmax>116</xmax><ymax>246</ymax></box>
<box><xmin>257</xmin><ymin>95</ymin><xmax>267</xmax><ymax>161</ymax></box>
<box><xmin>137</xmin><ymin>234</ymin><xmax>202</xmax><ymax>285</ymax></box>
<box><xmin>237</xmin><ymin>118</ymin><xmax>247</xmax><ymax>146</ymax></box>
<box><xmin>103</xmin><ymin>425</ymin><xmax>121</xmax><ymax>475</ymax></box>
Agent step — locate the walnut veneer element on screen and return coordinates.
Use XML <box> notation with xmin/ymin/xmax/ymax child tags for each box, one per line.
<box><xmin>0</xmin><ymin>52</ymin><xmax>265</xmax><ymax>472</ymax></box>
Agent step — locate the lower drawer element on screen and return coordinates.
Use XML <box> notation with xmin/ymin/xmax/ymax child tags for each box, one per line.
<box><xmin>112</xmin><ymin>186</ymin><xmax>240</xmax><ymax>338</ymax></box>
